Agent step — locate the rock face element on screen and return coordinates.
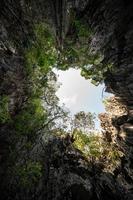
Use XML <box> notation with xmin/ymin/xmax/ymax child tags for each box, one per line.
<box><xmin>0</xmin><ymin>0</ymin><xmax>133</xmax><ymax>199</ymax></box>
<box><xmin>8</xmin><ymin>135</ymin><xmax>124</xmax><ymax>200</ymax></box>
<box><xmin>75</xmin><ymin>1</ymin><xmax>133</xmax><ymax>197</ymax></box>
<box><xmin>37</xmin><ymin>136</ymin><xmax>126</xmax><ymax>200</ymax></box>
<box><xmin>39</xmin><ymin>136</ymin><xmax>93</xmax><ymax>200</ymax></box>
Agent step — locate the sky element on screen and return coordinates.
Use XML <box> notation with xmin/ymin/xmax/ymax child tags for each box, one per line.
<box><xmin>54</xmin><ymin>68</ymin><xmax>112</xmax><ymax>129</ymax></box>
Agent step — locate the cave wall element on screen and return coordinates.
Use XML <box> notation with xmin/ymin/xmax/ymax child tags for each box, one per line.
<box><xmin>76</xmin><ymin>0</ymin><xmax>133</xmax><ymax>197</ymax></box>
<box><xmin>0</xmin><ymin>0</ymin><xmax>133</xmax><ymax>199</ymax></box>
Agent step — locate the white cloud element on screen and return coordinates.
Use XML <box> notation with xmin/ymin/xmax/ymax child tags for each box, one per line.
<box><xmin>61</xmin><ymin>95</ymin><xmax>77</xmax><ymax>105</ymax></box>
<box><xmin>54</xmin><ymin>68</ymin><xmax>107</xmax><ymax>115</ymax></box>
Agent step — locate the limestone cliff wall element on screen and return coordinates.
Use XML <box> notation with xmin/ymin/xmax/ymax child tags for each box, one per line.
<box><xmin>0</xmin><ymin>0</ymin><xmax>133</xmax><ymax>200</ymax></box>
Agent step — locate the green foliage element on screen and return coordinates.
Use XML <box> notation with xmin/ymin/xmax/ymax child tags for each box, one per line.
<box><xmin>24</xmin><ymin>20</ymin><xmax>113</xmax><ymax>87</ymax></box>
<box><xmin>15</xmin><ymin>161</ymin><xmax>42</xmax><ymax>188</ymax></box>
<box><xmin>12</xmin><ymin>23</ymin><xmax>69</xmax><ymax>139</ymax></box>
<box><xmin>73</xmin><ymin>130</ymin><xmax>123</xmax><ymax>172</ymax></box>
<box><xmin>74</xmin><ymin>19</ymin><xmax>92</xmax><ymax>38</ymax></box>
<box><xmin>54</xmin><ymin>15</ymin><xmax>115</xmax><ymax>85</ymax></box>
<box><xmin>14</xmin><ymin>98</ymin><xmax>47</xmax><ymax>136</ymax></box>
<box><xmin>0</xmin><ymin>95</ymin><xmax>11</xmax><ymax>123</ymax></box>
<box><xmin>73</xmin><ymin>131</ymin><xmax>102</xmax><ymax>159</ymax></box>
<box><xmin>14</xmin><ymin>23</ymin><xmax>59</xmax><ymax>137</ymax></box>
<box><xmin>56</xmin><ymin>18</ymin><xmax>93</xmax><ymax>70</ymax></box>
<box><xmin>102</xmin><ymin>143</ymin><xmax>124</xmax><ymax>172</ymax></box>
<box><xmin>25</xmin><ymin>23</ymin><xmax>57</xmax><ymax>76</ymax></box>
<box><xmin>81</xmin><ymin>62</ymin><xmax>114</xmax><ymax>86</ymax></box>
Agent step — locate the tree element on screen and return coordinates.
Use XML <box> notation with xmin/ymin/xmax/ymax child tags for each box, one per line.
<box><xmin>73</xmin><ymin>111</ymin><xmax>96</xmax><ymax>133</ymax></box>
<box><xmin>56</xmin><ymin>17</ymin><xmax>94</xmax><ymax>70</ymax></box>
<box><xmin>73</xmin><ymin>130</ymin><xmax>102</xmax><ymax>159</ymax></box>
<box><xmin>54</xmin><ymin>15</ymin><xmax>115</xmax><ymax>86</ymax></box>
<box><xmin>6</xmin><ymin>23</ymin><xmax>70</xmax><ymax>193</ymax></box>
<box><xmin>73</xmin><ymin>129</ymin><xmax>123</xmax><ymax>172</ymax></box>
<box><xmin>13</xmin><ymin>23</ymin><xmax>68</xmax><ymax>137</ymax></box>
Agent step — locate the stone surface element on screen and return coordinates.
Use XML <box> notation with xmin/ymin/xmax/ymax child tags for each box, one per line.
<box><xmin>0</xmin><ymin>0</ymin><xmax>133</xmax><ymax>199</ymax></box>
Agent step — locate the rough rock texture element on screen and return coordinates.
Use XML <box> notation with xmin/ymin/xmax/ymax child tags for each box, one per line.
<box><xmin>75</xmin><ymin>1</ymin><xmax>133</xmax><ymax>197</ymax></box>
<box><xmin>38</xmin><ymin>136</ymin><xmax>126</xmax><ymax>200</ymax></box>
<box><xmin>99</xmin><ymin>97</ymin><xmax>128</xmax><ymax>143</ymax></box>
<box><xmin>10</xmin><ymin>135</ymin><xmax>124</xmax><ymax>200</ymax></box>
<box><xmin>0</xmin><ymin>0</ymin><xmax>133</xmax><ymax>199</ymax></box>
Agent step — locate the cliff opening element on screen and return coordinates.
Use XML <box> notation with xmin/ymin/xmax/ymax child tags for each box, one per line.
<box><xmin>54</xmin><ymin>68</ymin><xmax>114</xmax><ymax>129</ymax></box>
<box><xmin>55</xmin><ymin>68</ymin><xmax>106</xmax><ymax>115</ymax></box>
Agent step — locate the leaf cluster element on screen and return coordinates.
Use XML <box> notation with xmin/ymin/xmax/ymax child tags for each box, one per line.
<box><xmin>0</xmin><ymin>95</ymin><xmax>11</xmax><ymax>124</ymax></box>
<box><xmin>14</xmin><ymin>161</ymin><xmax>42</xmax><ymax>188</ymax></box>
<box><xmin>73</xmin><ymin>130</ymin><xmax>123</xmax><ymax>172</ymax></box>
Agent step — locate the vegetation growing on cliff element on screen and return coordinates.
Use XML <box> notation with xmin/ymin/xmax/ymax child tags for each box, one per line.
<box><xmin>14</xmin><ymin>161</ymin><xmax>42</xmax><ymax>188</ymax></box>
<box><xmin>0</xmin><ymin>23</ymin><xmax>66</xmax><ymax>191</ymax></box>
<box><xmin>1</xmin><ymin>1</ymin><xmax>133</xmax><ymax>199</ymax></box>
<box><xmin>0</xmin><ymin>12</ymin><xmax>124</xmax><ymax>199</ymax></box>
<box><xmin>0</xmin><ymin>22</ymin><xmax>122</xmax><ymax>175</ymax></box>
<box><xmin>70</xmin><ymin>110</ymin><xmax>123</xmax><ymax>173</ymax></box>
<box><xmin>0</xmin><ymin>95</ymin><xmax>11</xmax><ymax>123</ymax></box>
<box><xmin>55</xmin><ymin>17</ymin><xmax>113</xmax><ymax>86</ymax></box>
